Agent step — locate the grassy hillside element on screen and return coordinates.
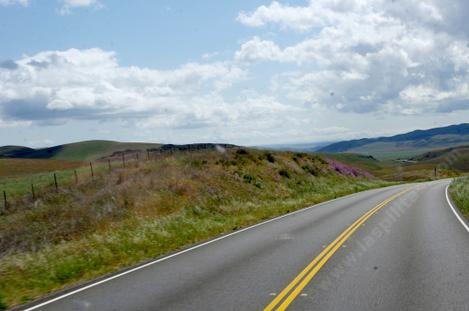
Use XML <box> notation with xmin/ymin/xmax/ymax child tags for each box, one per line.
<box><xmin>411</xmin><ymin>145</ymin><xmax>469</xmax><ymax>172</ymax></box>
<box><xmin>345</xmin><ymin>136</ymin><xmax>469</xmax><ymax>160</ymax></box>
<box><xmin>450</xmin><ymin>177</ymin><xmax>469</xmax><ymax>220</ymax></box>
<box><xmin>0</xmin><ymin>148</ymin><xmax>390</xmax><ymax>309</ymax></box>
<box><xmin>318</xmin><ymin>123</ymin><xmax>469</xmax><ymax>160</ymax></box>
<box><xmin>347</xmin><ymin>142</ymin><xmax>438</xmax><ymax>160</ymax></box>
<box><xmin>0</xmin><ymin>140</ymin><xmax>162</xmax><ymax>161</ymax></box>
<box><xmin>320</xmin><ymin>153</ymin><xmax>382</xmax><ymax>172</ymax></box>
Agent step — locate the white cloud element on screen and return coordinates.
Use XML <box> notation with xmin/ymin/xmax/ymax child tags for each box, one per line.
<box><xmin>235</xmin><ymin>0</ymin><xmax>469</xmax><ymax>115</ymax></box>
<box><xmin>0</xmin><ymin>48</ymin><xmax>321</xmax><ymax>144</ymax></box>
<box><xmin>237</xmin><ymin>0</ymin><xmax>445</xmax><ymax>31</ymax></box>
<box><xmin>0</xmin><ymin>0</ymin><xmax>29</xmax><ymax>6</ymax></box>
<box><xmin>235</xmin><ymin>37</ymin><xmax>283</xmax><ymax>63</ymax></box>
<box><xmin>58</xmin><ymin>0</ymin><xmax>102</xmax><ymax>14</ymax></box>
<box><xmin>0</xmin><ymin>48</ymin><xmax>277</xmax><ymax>130</ymax></box>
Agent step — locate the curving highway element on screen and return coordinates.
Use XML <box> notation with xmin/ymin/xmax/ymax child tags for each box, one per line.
<box><xmin>21</xmin><ymin>179</ymin><xmax>469</xmax><ymax>311</ymax></box>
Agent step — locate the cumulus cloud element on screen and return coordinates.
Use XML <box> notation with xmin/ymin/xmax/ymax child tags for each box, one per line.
<box><xmin>0</xmin><ymin>48</ymin><xmax>252</xmax><ymax>128</ymax></box>
<box><xmin>0</xmin><ymin>0</ymin><xmax>28</xmax><ymax>6</ymax></box>
<box><xmin>235</xmin><ymin>37</ymin><xmax>283</xmax><ymax>63</ymax></box>
<box><xmin>236</xmin><ymin>0</ymin><xmax>469</xmax><ymax>115</ymax></box>
<box><xmin>237</xmin><ymin>0</ymin><xmax>445</xmax><ymax>31</ymax></box>
<box><xmin>58</xmin><ymin>0</ymin><xmax>102</xmax><ymax>14</ymax></box>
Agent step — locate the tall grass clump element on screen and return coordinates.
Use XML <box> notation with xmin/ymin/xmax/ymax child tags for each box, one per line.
<box><xmin>449</xmin><ymin>176</ymin><xmax>469</xmax><ymax>219</ymax></box>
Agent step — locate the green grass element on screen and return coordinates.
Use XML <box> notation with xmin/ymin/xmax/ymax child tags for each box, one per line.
<box><xmin>50</xmin><ymin>141</ymin><xmax>161</xmax><ymax>161</ymax></box>
<box><xmin>51</xmin><ymin>140</ymin><xmax>119</xmax><ymax>160</ymax></box>
<box><xmin>0</xmin><ymin>149</ymin><xmax>392</xmax><ymax>308</ymax></box>
<box><xmin>0</xmin><ymin>160</ymin><xmax>113</xmax><ymax>200</ymax></box>
<box><xmin>450</xmin><ymin>177</ymin><xmax>469</xmax><ymax>219</ymax></box>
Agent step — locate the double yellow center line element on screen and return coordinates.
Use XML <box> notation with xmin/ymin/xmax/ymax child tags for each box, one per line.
<box><xmin>264</xmin><ymin>189</ymin><xmax>409</xmax><ymax>311</ymax></box>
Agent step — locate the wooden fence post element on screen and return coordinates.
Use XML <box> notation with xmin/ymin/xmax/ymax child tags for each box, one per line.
<box><xmin>31</xmin><ymin>183</ymin><xmax>35</xmax><ymax>200</ymax></box>
<box><xmin>3</xmin><ymin>191</ymin><xmax>7</xmax><ymax>212</ymax></box>
<box><xmin>74</xmin><ymin>170</ymin><xmax>78</xmax><ymax>184</ymax></box>
<box><xmin>122</xmin><ymin>153</ymin><xmax>126</xmax><ymax>168</ymax></box>
<box><xmin>90</xmin><ymin>162</ymin><xmax>94</xmax><ymax>179</ymax></box>
<box><xmin>147</xmin><ymin>150</ymin><xmax>150</xmax><ymax>161</ymax></box>
<box><xmin>54</xmin><ymin>173</ymin><xmax>58</xmax><ymax>191</ymax></box>
<box><xmin>108</xmin><ymin>159</ymin><xmax>112</xmax><ymax>171</ymax></box>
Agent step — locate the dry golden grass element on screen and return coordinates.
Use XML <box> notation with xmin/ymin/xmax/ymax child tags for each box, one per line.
<box><xmin>0</xmin><ymin>158</ymin><xmax>83</xmax><ymax>178</ymax></box>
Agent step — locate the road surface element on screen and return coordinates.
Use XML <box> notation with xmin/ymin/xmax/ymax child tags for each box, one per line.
<box><xmin>21</xmin><ymin>179</ymin><xmax>469</xmax><ymax>311</ymax></box>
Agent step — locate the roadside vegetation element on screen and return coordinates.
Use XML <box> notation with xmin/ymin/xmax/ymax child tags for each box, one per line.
<box><xmin>0</xmin><ymin>148</ymin><xmax>390</xmax><ymax>309</ymax></box>
<box><xmin>450</xmin><ymin>176</ymin><xmax>469</xmax><ymax>219</ymax></box>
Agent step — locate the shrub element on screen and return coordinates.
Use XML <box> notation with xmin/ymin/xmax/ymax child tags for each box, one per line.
<box><xmin>266</xmin><ymin>153</ymin><xmax>275</xmax><ymax>163</ymax></box>
<box><xmin>191</xmin><ymin>160</ymin><xmax>208</xmax><ymax>168</ymax></box>
<box><xmin>236</xmin><ymin>149</ymin><xmax>249</xmax><ymax>155</ymax></box>
<box><xmin>243</xmin><ymin>174</ymin><xmax>255</xmax><ymax>183</ymax></box>
<box><xmin>279</xmin><ymin>169</ymin><xmax>291</xmax><ymax>178</ymax></box>
<box><xmin>311</xmin><ymin>155</ymin><xmax>327</xmax><ymax>164</ymax></box>
<box><xmin>302</xmin><ymin>165</ymin><xmax>319</xmax><ymax>176</ymax></box>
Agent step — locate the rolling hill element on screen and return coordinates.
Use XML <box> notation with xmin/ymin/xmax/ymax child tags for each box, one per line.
<box><xmin>0</xmin><ymin>140</ymin><xmax>240</xmax><ymax>162</ymax></box>
<box><xmin>0</xmin><ymin>140</ymin><xmax>162</xmax><ymax>161</ymax></box>
<box><xmin>318</xmin><ymin>123</ymin><xmax>469</xmax><ymax>160</ymax></box>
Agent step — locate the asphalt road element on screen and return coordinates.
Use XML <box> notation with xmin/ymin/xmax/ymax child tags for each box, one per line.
<box><xmin>22</xmin><ymin>179</ymin><xmax>469</xmax><ymax>311</ymax></box>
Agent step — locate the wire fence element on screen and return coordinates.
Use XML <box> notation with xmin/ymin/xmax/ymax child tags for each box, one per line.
<box><xmin>0</xmin><ymin>144</ymin><xmax>236</xmax><ymax>215</ymax></box>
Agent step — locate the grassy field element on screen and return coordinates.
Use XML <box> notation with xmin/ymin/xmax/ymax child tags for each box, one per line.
<box><xmin>0</xmin><ymin>160</ymin><xmax>114</xmax><ymax>200</ymax></box>
<box><xmin>450</xmin><ymin>177</ymin><xmax>469</xmax><ymax>219</ymax></box>
<box><xmin>0</xmin><ymin>159</ymin><xmax>83</xmax><ymax>178</ymax></box>
<box><xmin>0</xmin><ymin>149</ymin><xmax>391</xmax><ymax>309</ymax></box>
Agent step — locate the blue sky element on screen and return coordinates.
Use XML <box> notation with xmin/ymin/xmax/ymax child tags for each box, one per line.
<box><xmin>1</xmin><ymin>1</ymin><xmax>245</xmax><ymax>66</ymax></box>
<box><xmin>1</xmin><ymin>0</ymin><xmax>469</xmax><ymax>147</ymax></box>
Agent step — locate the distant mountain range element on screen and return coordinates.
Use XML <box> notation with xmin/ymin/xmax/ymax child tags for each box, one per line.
<box><xmin>318</xmin><ymin>123</ymin><xmax>469</xmax><ymax>160</ymax></box>
<box><xmin>258</xmin><ymin>141</ymin><xmax>335</xmax><ymax>152</ymax></box>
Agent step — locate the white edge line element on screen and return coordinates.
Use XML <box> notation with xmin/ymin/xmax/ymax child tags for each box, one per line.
<box><xmin>445</xmin><ymin>184</ymin><xmax>469</xmax><ymax>233</ymax></box>
<box><xmin>22</xmin><ymin>185</ymin><xmax>401</xmax><ymax>310</ymax></box>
